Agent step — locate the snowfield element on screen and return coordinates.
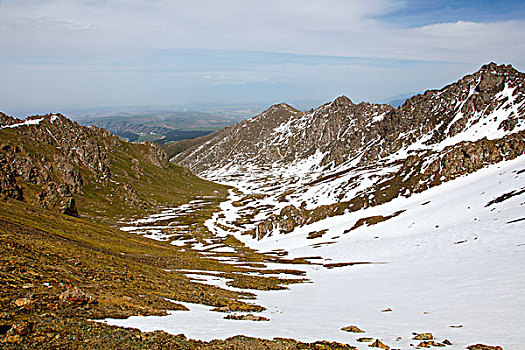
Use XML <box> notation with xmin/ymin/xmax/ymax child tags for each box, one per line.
<box><xmin>106</xmin><ymin>155</ymin><xmax>525</xmax><ymax>349</ymax></box>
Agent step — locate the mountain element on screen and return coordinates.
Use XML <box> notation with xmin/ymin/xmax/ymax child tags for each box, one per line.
<box><xmin>173</xmin><ymin>63</ymin><xmax>525</xmax><ymax>239</ymax></box>
<box><xmin>0</xmin><ymin>112</ymin><xmax>225</xmax><ymax>221</ymax></box>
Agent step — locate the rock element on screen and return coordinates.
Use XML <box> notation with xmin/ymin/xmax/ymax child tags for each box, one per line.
<box><xmin>13</xmin><ymin>298</ymin><xmax>33</xmax><ymax>308</ymax></box>
<box><xmin>145</xmin><ymin>142</ymin><xmax>168</xmax><ymax>168</ymax></box>
<box><xmin>60</xmin><ymin>197</ymin><xmax>79</xmax><ymax>217</ymax></box>
<box><xmin>369</xmin><ymin>339</ymin><xmax>389</xmax><ymax>349</ymax></box>
<box><xmin>340</xmin><ymin>325</ymin><xmax>364</xmax><ymax>333</ymax></box>
<box><xmin>417</xmin><ymin>341</ymin><xmax>445</xmax><ymax>347</ymax></box>
<box><xmin>7</xmin><ymin>321</ymin><xmax>32</xmax><ymax>336</ymax></box>
<box><xmin>122</xmin><ymin>184</ymin><xmax>141</xmax><ymax>205</ymax></box>
<box><xmin>357</xmin><ymin>338</ymin><xmax>374</xmax><ymax>342</ymax></box>
<box><xmin>244</xmin><ymin>314</ymin><xmax>268</xmax><ymax>321</ymax></box>
<box><xmin>224</xmin><ymin>314</ymin><xmax>269</xmax><ymax>321</ymax></box>
<box><xmin>59</xmin><ymin>287</ymin><xmax>97</xmax><ymax>304</ymax></box>
<box><xmin>6</xmin><ymin>334</ymin><xmax>21</xmax><ymax>343</ymax></box>
<box><xmin>300</xmin><ymin>340</ymin><xmax>357</xmax><ymax>349</ymax></box>
<box><xmin>413</xmin><ymin>332</ymin><xmax>433</xmax><ymax>340</ymax></box>
<box><xmin>466</xmin><ymin>345</ymin><xmax>503</xmax><ymax>350</ymax></box>
<box><xmin>307</xmin><ymin>229</ymin><xmax>328</xmax><ymax>239</ymax></box>
<box><xmin>211</xmin><ymin>306</ymin><xmax>232</xmax><ymax>312</ymax></box>
<box><xmin>256</xmin><ymin>220</ymin><xmax>274</xmax><ymax>240</ymax></box>
<box><xmin>442</xmin><ymin>339</ymin><xmax>452</xmax><ymax>345</ymax></box>
<box><xmin>381</xmin><ymin>307</ymin><xmax>392</xmax><ymax>312</ymax></box>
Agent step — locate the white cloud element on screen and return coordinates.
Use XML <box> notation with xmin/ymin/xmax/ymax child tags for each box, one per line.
<box><xmin>1</xmin><ymin>0</ymin><xmax>524</xmax><ymax>111</ymax></box>
<box><xmin>1</xmin><ymin>0</ymin><xmax>523</xmax><ymax>65</ymax></box>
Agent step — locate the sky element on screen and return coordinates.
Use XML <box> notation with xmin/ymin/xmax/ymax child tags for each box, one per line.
<box><xmin>0</xmin><ymin>0</ymin><xmax>524</xmax><ymax>115</ymax></box>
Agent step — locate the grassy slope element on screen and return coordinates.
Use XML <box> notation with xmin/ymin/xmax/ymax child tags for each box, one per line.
<box><xmin>0</xmin><ymin>117</ymin><xmax>328</xmax><ymax>348</ymax></box>
<box><xmin>163</xmin><ymin>132</ymin><xmax>217</xmax><ymax>159</ymax></box>
<box><xmin>76</xmin><ymin>140</ymin><xmax>225</xmax><ymax>221</ymax></box>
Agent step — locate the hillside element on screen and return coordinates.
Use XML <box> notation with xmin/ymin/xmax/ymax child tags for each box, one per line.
<box><xmin>0</xmin><ymin>112</ymin><xmax>227</xmax><ymax>222</ymax></box>
<box><xmin>0</xmin><ymin>114</ymin><xmax>330</xmax><ymax>349</ymax></box>
<box><xmin>173</xmin><ymin>63</ymin><xmax>525</xmax><ymax>239</ymax></box>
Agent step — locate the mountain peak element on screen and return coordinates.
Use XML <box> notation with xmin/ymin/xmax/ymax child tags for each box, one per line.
<box><xmin>476</xmin><ymin>62</ymin><xmax>518</xmax><ymax>77</ymax></box>
<box><xmin>332</xmin><ymin>95</ymin><xmax>353</xmax><ymax>106</ymax></box>
<box><xmin>480</xmin><ymin>62</ymin><xmax>500</xmax><ymax>71</ymax></box>
<box><xmin>268</xmin><ymin>102</ymin><xmax>295</xmax><ymax>112</ymax></box>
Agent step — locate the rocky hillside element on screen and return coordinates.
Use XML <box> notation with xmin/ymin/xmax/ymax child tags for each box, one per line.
<box><xmin>0</xmin><ymin>112</ymin><xmax>226</xmax><ymax>221</ymax></box>
<box><xmin>1</xmin><ymin>113</ymin><xmax>324</xmax><ymax>348</ymax></box>
<box><xmin>173</xmin><ymin>63</ymin><xmax>525</xmax><ymax>238</ymax></box>
<box><xmin>171</xmin><ymin>102</ymin><xmax>302</xmax><ymax>172</ymax></box>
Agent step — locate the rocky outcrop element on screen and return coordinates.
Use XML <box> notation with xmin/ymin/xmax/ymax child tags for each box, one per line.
<box><xmin>257</xmin><ymin>204</ymin><xmax>309</xmax><ymax>239</ymax></box>
<box><xmin>59</xmin><ymin>286</ymin><xmax>97</xmax><ymax>305</ymax></box>
<box><xmin>413</xmin><ymin>332</ymin><xmax>433</xmax><ymax>340</ymax></box>
<box><xmin>466</xmin><ymin>345</ymin><xmax>503</xmax><ymax>350</ymax></box>
<box><xmin>145</xmin><ymin>142</ymin><xmax>168</xmax><ymax>168</ymax></box>
<box><xmin>368</xmin><ymin>339</ymin><xmax>389</xmax><ymax>349</ymax></box>
<box><xmin>341</xmin><ymin>325</ymin><xmax>364</xmax><ymax>333</ymax></box>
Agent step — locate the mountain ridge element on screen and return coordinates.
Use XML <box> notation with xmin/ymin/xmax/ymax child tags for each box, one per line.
<box><xmin>0</xmin><ymin>112</ymin><xmax>226</xmax><ymax>221</ymax></box>
<box><xmin>172</xmin><ymin>62</ymin><xmax>525</xmax><ymax>238</ymax></box>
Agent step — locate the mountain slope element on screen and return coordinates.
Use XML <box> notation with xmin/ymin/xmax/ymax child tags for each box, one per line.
<box><xmin>110</xmin><ymin>154</ymin><xmax>525</xmax><ymax>349</ymax></box>
<box><xmin>0</xmin><ymin>112</ymin><xmax>226</xmax><ymax>221</ymax></box>
<box><xmin>0</xmin><ymin>113</ymin><xmax>329</xmax><ymax>348</ymax></box>
<box><xmin>173</xmin><ymin>63</ymin><xmax>525</xmax><ymax>238</ymax></box>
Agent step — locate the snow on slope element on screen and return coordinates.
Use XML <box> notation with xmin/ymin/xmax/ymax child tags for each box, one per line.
<box><xmin>0</xmin><ymin>117</ymin><xmax>44</xmax><ymax>129</ymax></box>
<box><xmin>110</xmin><ymin>64</ymin><xmax>525</xmax><ymax>347</ymax></box>
<box><xmin>107</xmin><ymin>155</ymin><xmax>525</xmax><ymax>349</ymax></box>
<box><xmin>175</xmin><ymin>64</ymin><xmax>525</xmax><ymax>228</ymax></box>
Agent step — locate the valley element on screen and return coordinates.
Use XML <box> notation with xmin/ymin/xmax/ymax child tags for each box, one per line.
<box><xmin>107</xmin><ymin>142</ymin><xmax>525</xmax><ymax>350</ymax></box>
<box><xmin>1</xmin><ymin>63</ymin><xmax>524</xmax><ymax>349</ymax></box>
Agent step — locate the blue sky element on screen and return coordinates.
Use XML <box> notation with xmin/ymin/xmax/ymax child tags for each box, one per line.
<box><xmin>382</xmin><ymin>0</ymin><xmax>525</xmax><ymax>25</ymax></box>
<box><xmin>0</xmin><ymin>0</ymin><xmax>524</xmax><ymax>115</ymax></box>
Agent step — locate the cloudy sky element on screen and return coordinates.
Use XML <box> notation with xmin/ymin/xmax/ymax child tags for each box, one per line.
<box><xmin>1</xmin><ymin>0</ymin><xmax>524</xmax><ymax>115</ymax></box>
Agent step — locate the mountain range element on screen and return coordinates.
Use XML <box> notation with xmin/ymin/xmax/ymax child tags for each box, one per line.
<box><xmin>172</xmin><ymin>62</ymin><xmax>525</xmax><ymax>239</ymax></box>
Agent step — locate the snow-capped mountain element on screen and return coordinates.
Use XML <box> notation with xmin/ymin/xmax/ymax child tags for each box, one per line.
<box><xmin>173</xmin><ymin>63</ymin><xmax>525</xmax><ymax>240</ymax></box>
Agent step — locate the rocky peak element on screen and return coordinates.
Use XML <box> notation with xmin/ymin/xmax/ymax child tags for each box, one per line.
<box><xmin>331</xmin><ymin>95</ymin><xmax>354</xmax><ymax>107</ymax></box>
<box><xmin>478</xmin><ymin>62</ymin><xmax>515</xmax><ymax>74</ymax></box>
<box><xmin>0</xmin><ymin>112</ymin><xmax>19</xmax><ymax>126</ymax></box>
<box><xmin>270</xmin><ymin>102</ymin><xmax>295</xmax><ymax>111</ymax></box>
